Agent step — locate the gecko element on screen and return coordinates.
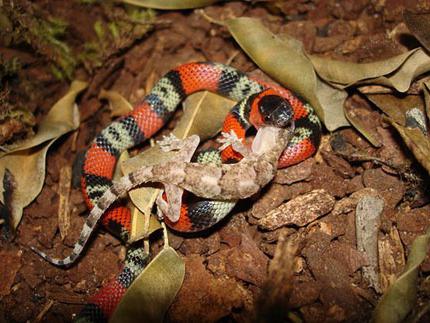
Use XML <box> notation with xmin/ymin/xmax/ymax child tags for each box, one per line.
<box><xmin>31</xmin><ymin>121</ymin><xmax>294</xmax><ymax>267</ymax></box>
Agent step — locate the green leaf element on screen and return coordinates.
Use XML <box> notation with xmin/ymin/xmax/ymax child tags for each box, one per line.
<box><xmin>373</xmin><ymin>227</ymin><xmax>430</xmax><ymax>323</ymax></box>
<box><xmin>226</xmin><ymin>17</ymin><xmax>349</xmax><ymax>131</ymax></box>
<box><xmin>120</xmin><ymin>0</ymin><xmax>219</xmax><ymax>9</ymax></box>
<box><xmin>0</xmin><ymin>81</ymin><xmax>85</xmax><ymax>228</ymax></box>
<box><xmin>110</xmin><ymin>246</ymin><xmax>185</xmax><ymax>323</ymax></box>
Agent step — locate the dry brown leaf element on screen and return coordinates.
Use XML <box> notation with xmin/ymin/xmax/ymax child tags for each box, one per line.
<box><xmin>0</xmin><ymin>81</ymin><xmax>85</xmax><ymax>228</ymax></box>
<box><xmin>389</xmin><ymin>120</ymin><xmax>430</xmax><ymax>175</ymax></box>
<box><xmin>122</xmin><ymin>91</ymin><xmax>235</xmax><ymax>241</ymax></box>
<box><xmin>310</xmin><ymin>49</ymin><xmax>430</xmax><ymax>92</ymax></box>
<box><xmin>121</xmin><ymin>0</ymin><xmax>219</xmax><ymax>9</ymax></box>
<box><xmin>99</xmin><ymin>89</ymin><xmax>134</xmax><ymax>117</ymax></box>
<box><xmin>422</xmin><ymin>80</ymin><xmax>430</xmax><ymax>123</ymax></box>
<box><xmin>344</xmin><ymin>103</ymin><xmax>382</xmax><ymax>147</ymax></box>
<box><xmin>226</xmin><ymin>17</ymin><xmax>349</xmax><ymax>131</ymax></box>
<box><xmin>309</xmin><ymin>50</ymin><xmax>418</xmax><ymax>89</ymax></box>
<box><xmin>363</xmin><ymin>93</ymin><xmax>420</xmax><ymax>126</ymax></box>
<box><xmin>403</xmin><ymin>10</ymin><xmax>430</xmax><ymax>52</ymax></box>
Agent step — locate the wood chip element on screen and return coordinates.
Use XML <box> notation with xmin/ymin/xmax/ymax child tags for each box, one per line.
<box><xmin>58</xmin><ymin>165</ymin><xmax>72</xmax><ymax>240</ymax></box>
<box><xmin>258</xmin><ymin>189</ymin><xmax>335</xmax><ymax>230</ymax></box>
<box><xmin>356</xmin><ymin>195</ymin><xmax>385</xmax><ymax>293</ymax></box>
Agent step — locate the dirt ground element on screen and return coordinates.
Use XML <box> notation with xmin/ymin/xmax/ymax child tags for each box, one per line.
<box><xmin>1</xmin><ymin>0</ymin><xmax>430</xmax><ymax>322</ymax></box>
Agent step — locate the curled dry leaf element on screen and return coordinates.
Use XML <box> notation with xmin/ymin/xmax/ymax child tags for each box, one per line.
<box><xmin>0</xmin><ymin>81</ymin><xmax>85</xmax><ymax>228</ymax></box>
<box><xmin>422</xmin><ymin>80</ymin><xmax>430</xmax><ymax>123</ymax></box>
<box><xmin>373</xmin><ymin>227</ymin><xmax>430</xmax><ymax>323</ymax></box>
<box><xmin>355</xmin><ymin>195</ymin><xmax>385</xmax><ymax>293</ymax></box>
<box><xmin>364</xmin><ymin>92</ymin><xmax>423</xmax><ymax>126</ymax></box>
<box><xmin>403</xmin><ymin>10</ymin><xmax>430</xmax><ymax>52</ymax></box>
<box><xmin>258</xmin><ymin>189</ymin><xmax>335</xmax><ymax>230</ymax></box>
<box><xmin>226</xmin><ymin>17</ymin><xmax>349</xmax><ymax>131</ymax></box>
<box><xmin>1</xmin><ymin>168</ymin><xmax>16</xmax><ymax>240</ymax></box>
<box><xmin>389</xmin><ymin>120</ymin><xmax>430</xmax><ymax>175</ymax></box>
<box><xmin>309</xmin><ymin>50</ymin><xmax>417</xmax><ymax>90</ymax></box>
<box><xmin>344</xmin><ymin>103</ymin><xmax>382</xmax><ymax>147</ymax></box>
<box><xmin>121</xmin><ymin>91</ymin><xmax>235</xmax><ymax>241</ymax></box>
<box><xmin>310</xmin><ymin>49</ymin><xmax>430</xmax><ymax>93</ymax></box>
<box><xmin>110</xmin><ymin>246</ymin><xmax>185</xmax><ymax>323</ymax></box>
<box><xmin>99</xmin><ymin>89</ymin><xmax>133</xmax><ymax>117</ymax></box>
<box><xmin>121</xmin><ymin>0</ymin><xmax>219</xmax><ymax>9</ymax></box>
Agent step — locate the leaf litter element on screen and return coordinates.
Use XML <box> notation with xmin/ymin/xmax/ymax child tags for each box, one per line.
<box><xmin>2</xmin><ymin>1</ymin><xmax>430</xmax><ymax>322</ymax></box>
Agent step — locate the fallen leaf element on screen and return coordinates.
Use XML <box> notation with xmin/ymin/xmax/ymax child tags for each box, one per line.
<box><xmin>0</xmin><ymin>81</ymin><xmax>85</xmax><ymax>156</ymax></box>
<box><xmin>373</xmin><ymin>226</ymin><xmax>430</xmax><ymax>323</ymax></box>
<box><xmin>422</xmin><ymin>80</ymin><xmax>430</xmax><ymax>122</ymax></box>
<box><xmin>389</xmin><ymin>120</ymin><xmax>430</xmax><ymax>175</ymax></box>
<box><xmin>0</xmin><ymin>169</ymin><xmax>15</xmax><ymax>240</ymax></box>
<box><xmin>310</xmin><ymin>48</ymin><xmax>430</xmax><ymax>93</ymax></box>
<box><xmin>110</xmin><ymin>246</ymin><xmax>185</xmax><ymax>323</ymax></box>
<box><xmin>403</xmin><ymin>10</ymin><xmax>430</xmax><ymax>52</ymax></box>
<box><xmin>226</xmin><ymin>17</ymin><xmax>349</xmax><ymax>131</ymax></box>
<box><xmin>121</xmin><ymin>0</ymin><xmax>219</xmax><ymax>9</ymax></box>
<box><xmin>309</xmin><ymin>50</ymin><xmax>417</xmax><ymax>89</ymax></box>
<box><xmin>0</xmin><ymin>81</ymin><xmax>85</xmax><ymax>228</ymax></box>
<box><xmin>363</xmin><ymin>93</ymin><xmax>421</xmax><ymax>126</ymax></box>
<box><xmin>122</xmin><ymin>91</ymin><xmax>235</xmax><ymax>241</ymax></box>
<box><xmin>344</xmin><ymin>103</ymin><xmax>382</xmax><ymax>147</ymax></box>
<box><xmin>99</xmin><ymin>89</ymin><xmax>133</xmax><ymax>117</ymax></box>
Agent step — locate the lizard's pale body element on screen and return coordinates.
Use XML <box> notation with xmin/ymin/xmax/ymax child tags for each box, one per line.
<box><xmin>32</xmin><ymin>125</ymin><xmax>293</xmax><ymax>266</ymax></box>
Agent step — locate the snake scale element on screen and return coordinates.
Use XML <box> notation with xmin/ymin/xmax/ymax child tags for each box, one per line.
<box><xmin>34</xmin><ymin>62</ymin><xmax>321</xmax><ymax>322</ymax></box>
<box><xmin>81</xmin><ymin>62</ymin><xmax>320</xmax><ymax>236</ymax></box>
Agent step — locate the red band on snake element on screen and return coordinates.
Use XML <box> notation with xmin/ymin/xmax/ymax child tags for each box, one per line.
<box><xmin>81</xmin><ymin>62</ymin><xmax>321</xmax><ymax>237</ymax></box>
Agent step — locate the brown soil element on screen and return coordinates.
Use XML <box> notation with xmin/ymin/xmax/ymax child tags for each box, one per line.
<box><xmin>1</xmin><ymin>0</ymin><xmax>430</xmax><ymax>322</ymax></box>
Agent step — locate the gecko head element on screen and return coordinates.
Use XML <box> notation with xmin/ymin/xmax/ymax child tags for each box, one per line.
<box><xmin>258</xmin><ymin>94</ymin><xmax>295</xmax><ymax>130</ymax></box>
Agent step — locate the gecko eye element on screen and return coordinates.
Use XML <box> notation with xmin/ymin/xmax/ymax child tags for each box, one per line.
<box><xmin>258</xmin><ymin>95</ymin><xmax>294</xmax><ymax>129</ymax></box>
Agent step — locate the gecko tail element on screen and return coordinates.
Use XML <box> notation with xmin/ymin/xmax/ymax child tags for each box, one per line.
<box><xmin>30</xmin><ymin>246</ymin><xmax>78</xmax><ymax>267</ymax></box>
<box><xmin>30</xmin><ymin>173</ymin><xmax>139</xmax><ymax>267</ymax></box>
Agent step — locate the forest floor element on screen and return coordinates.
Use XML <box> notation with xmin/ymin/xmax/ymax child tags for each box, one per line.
<box><xmin>1</xmin><ymin>0</ymin><xmax>430</xmax><ymax>322</ymax></box>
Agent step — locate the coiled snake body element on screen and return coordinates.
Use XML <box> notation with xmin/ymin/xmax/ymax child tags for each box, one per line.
<box><xmin>41</xmin><ymin>62</ymin><xmax>321</xmax><ymax>322</ymax></box>
<box><xmin>82</xmin><ymin>62</ymin><xmax>320</xmax><ymax>237</ymax></box>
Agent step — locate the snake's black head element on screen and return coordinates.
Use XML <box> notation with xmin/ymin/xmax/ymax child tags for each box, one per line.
<box><xmin>258</xmin><ymin>94</ymin><xmax>295</xmax><ymax>129</ymax></box>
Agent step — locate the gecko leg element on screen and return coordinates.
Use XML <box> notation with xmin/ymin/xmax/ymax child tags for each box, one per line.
<box><xmin>156</xmin><ymin>134</ymin><xmax>200</xmax><ymax>222</ymax></box>
<box><xmin>217</xmin><ymin>130</ymin><xmax>251</xmax><ymax>157</ymax></box>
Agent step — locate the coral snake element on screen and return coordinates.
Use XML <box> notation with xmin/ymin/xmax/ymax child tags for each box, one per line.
<box><xmin>75</xmin><ymin>62</ymin><xmax>321</xmax><ymax>322</ymax></box>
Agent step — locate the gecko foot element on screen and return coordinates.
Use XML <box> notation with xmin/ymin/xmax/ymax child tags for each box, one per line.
<box><xmin>158</xmin><ymin>133</ymin><xmax>186</xmax><ymax>152</ymax></box>
<box><xmin>217</xmin><ymin>130</ymin><xmax>250</xmax><ymax>157</ymax></box>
